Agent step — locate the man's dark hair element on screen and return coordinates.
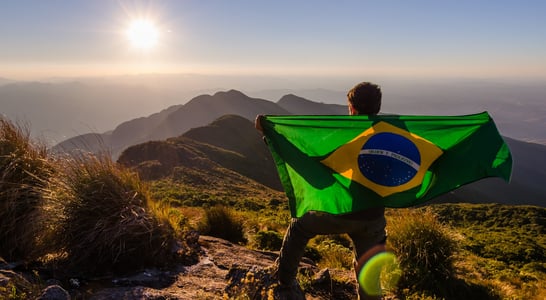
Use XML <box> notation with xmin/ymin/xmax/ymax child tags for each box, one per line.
<box><xmin>347</xmin><ymin>82</ymin><xmax>382</xmax><ymax>115</ymax></box>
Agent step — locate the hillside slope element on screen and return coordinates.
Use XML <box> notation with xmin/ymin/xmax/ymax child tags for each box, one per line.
<box><xmin>181</xmin><ymin>115</ymin><xmax>281</xmax><ymax>190</ymax></box>
<box><xmin>117</xmin><ymin>115</ymin><xmax>282</xmax><ymax>192</ymax></box>
<box><xmin>433</xmin><ymin>137</ymin><xmax>546</xmax><ymax>207</ymax></box>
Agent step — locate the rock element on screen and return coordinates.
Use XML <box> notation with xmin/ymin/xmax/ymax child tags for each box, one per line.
<box><xmin>0</xmin><ymin>258</ymin><xmax>22</xmax><ymax>270</ymax></box>
<box><xmin>69</xmin><ymin>278</ymin><xmax>80</xmax><ymax>288</ymax></box>
<box><xmin>111</xmin><ymin>269</ymin><xmax>176</xmax><ymax>289</ymax></box>
<box><xmin>37</xmin><ymin>285</ymin><xmax>71</xmax><ymax>300</ymax></box>
<box><xmin>45</xmin><ymin>279</ymin><xmax>63</xmax><ymax>286</ymax></box>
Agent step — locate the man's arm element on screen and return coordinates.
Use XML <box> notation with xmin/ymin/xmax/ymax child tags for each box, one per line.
<box><xmin>255</xmin><ymin>115</ymin><xmax>268</xmax><ymax>144</ymax></box>
<box><xmin>255</xmin><ymin>114</ymin><xmax>264</xmax><ymax>133</ymax></box>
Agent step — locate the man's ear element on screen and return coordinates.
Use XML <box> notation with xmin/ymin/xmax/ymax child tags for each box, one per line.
<box><xmin>348</xmin><ymin>103</ymin><xmax>357</xmax><ymax>115</ymax></box>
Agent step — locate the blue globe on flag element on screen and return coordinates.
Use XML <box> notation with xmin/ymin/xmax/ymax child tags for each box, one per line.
<box><xmin>358</xmin><ymin>132</ymin><xmax>421</xmax><ymax>187</ymax></box>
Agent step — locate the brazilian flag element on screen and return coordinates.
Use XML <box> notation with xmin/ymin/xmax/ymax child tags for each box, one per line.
<box><xmin>261</xmin><ymin>112</ymin><xmax>512</xmax><ymax>218</ymax></box>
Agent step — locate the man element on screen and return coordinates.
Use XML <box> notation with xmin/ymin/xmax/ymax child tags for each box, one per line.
<box><xmin>255</xmin><ymin>82</ymin><xmax>387</xmax><ymax>299</ymax></box>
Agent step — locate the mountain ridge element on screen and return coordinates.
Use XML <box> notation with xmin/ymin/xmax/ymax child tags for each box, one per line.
<box><xmin>118</xmin><ymin>115</ymin><xmax>282</xmax><ymax>192</ymax></box>
<box><xmin>277</xmin><ymin>93</ymin><xmax>347</xmax><ymax>115</ymax></box>
<box><xmin>53</xmin><ymin>89</ymin><xmax>345</xmax><ymax>158</ymax></box>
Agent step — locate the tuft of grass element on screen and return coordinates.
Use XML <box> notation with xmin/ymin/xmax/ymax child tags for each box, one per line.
<box><xmin>147</xmin><ymin>200</ymin><xmax>191</xmax><ymax>238</ymax></box>
<box><xmin>0</xmin><ymin>118</ymin><xmax>54</xmax><ymax>261</ymax></box>
<box><xmin>198</xmin><ymin>205</ymin><xmax>246</xmax><ymax>244</ymax></box>
<box><xmin>315</xmin><ymin>242</ymin><xmax>353</xmax><ymax>270</ymax></box>
<box><xmin>311</xmin><ymin>235</ymin><xmax>354</xmax><ymax>270</ymax></box>
<box><xmin>387</xmin><ymin>208</ymin><xmax>459</xmax><ymax>294</ymax></box>
<box><xmin>54</xmin><ymin>153</ymin><xmax>177</xmax><ymax>275</ymax></box>
<box><xmin>252</xmin><ymin>230</ymin><xmax>284</xmax><ymax>251</ymax></box>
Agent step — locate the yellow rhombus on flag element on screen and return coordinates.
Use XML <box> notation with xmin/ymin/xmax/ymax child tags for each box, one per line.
<box><xmin>321</xmin><ymin>121</ymin><xmax>443</xmax><ymax>197</ymax></box>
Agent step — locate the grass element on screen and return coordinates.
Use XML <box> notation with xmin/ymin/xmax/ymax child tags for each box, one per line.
<box><xmin>251</xmin><ymin>230</ymin><xmax>284</xmax><ymax>251</ymax></box>
<box><xmin>387</xmin><ymin>208</ymin><xmax>458</xmax><ymax>294</ymax></box>
<box><xmin>1</xmin><ymin>116</ymin><xmax>194</xmax><ymax>279</ymax></box>
<box><xmin>311</xmin><ymin>234</ymin><xmax>354</xmax><ymax>270</ymax></box>
<box><xmin>430</xmin><ymin>203</ymin><xmax>546</xmax><ymax>300</ymax></box>
<box><xmin>148</xmin><ymin>176</ymin><xmax>546</xmax><ymax>299</ymax></box>
<box><xmin>0</xmin><ymin>118</ymin><xmax>54</xmax><ymax>261</ymax></box>
<box><xmin>147</xmin><ymin>177</ymin><xmax>546</xmax><ymax>299</ymax></box>
<box><xmin>198</xmin><ymin>205</ymin><xmax>246</xmax><ymax>244</ymax></box>
<box><xmin>53</xmin><ymin>153</ymin><xmax>178</xmax><ymax>275</ymax></box>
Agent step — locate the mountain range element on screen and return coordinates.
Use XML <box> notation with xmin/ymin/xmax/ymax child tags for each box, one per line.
<box><xmin>114</xmin><ymin>108</ymin><xmax>546</xmax><ymax>208</ymax></box>
<box><xmin>53</xmin><ymin>90</ymin><xmax>347</xmax><ymax>158</ymax></box>
<box><xmin>4</xmin><ymin>76</ymin><xmax>546</xmax><ymax>146</ymax></box>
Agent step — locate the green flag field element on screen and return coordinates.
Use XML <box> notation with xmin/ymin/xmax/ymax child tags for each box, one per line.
<box><xmin>262</xmin><ymin>112</ymin><xmax>512</xmax><ymax>217</ymax></box>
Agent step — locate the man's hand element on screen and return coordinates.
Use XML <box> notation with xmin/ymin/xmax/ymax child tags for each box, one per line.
<box><xmin>255</xmin><ymin>114</ymin><xmax>264</xmax><ymax>133</ymax></box>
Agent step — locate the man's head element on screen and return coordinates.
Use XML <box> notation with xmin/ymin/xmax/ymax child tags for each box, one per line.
<box><xmin>347</xmin><ymin>82</ymin><xmax>382</xmax><ymax>116</ymax></box>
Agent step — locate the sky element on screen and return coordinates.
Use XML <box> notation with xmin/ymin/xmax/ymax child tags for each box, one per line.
<box><xmin>1</xmin><ymin>0</ymin><xmax>546</xmax><ymax>81</ymax></box>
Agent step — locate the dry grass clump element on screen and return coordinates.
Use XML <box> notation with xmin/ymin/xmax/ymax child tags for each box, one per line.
<box><xmin>0</xmin><ymin>119</ymin><xmax>54</xmax><ymax>261</ymax></box>
<box><xmin>55</xmin><ymin>153</ymin><xmax>177</xmax><ymax>275</ymax></box>
<box><xmin>251</xmin><ymin>230</ymin><xmax>284</xmax><ymax>251</ymax></box>
<box><xmin>198</xmin><ymin>205</ymin><xmax>246</xmax><ymax>244</ymax></box>
<box><xmin>387</xmin><ymin>208</ymin><xmax>459</xmax><ymax>294</ymax></box>
<box><xmin>312</xmin><ymin>235</ymin><xmax>354</xmax><ymax>270</ymax></box>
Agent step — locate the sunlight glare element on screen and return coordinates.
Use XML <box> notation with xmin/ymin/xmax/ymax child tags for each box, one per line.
<box><xmin>126</xmin><ymin>19</ymin><xmax>159</xmax><ymax>50</ymax></box>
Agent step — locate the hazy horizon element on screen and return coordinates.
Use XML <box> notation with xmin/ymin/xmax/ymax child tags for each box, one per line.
<box><xmin>2</xmin><ymin>74</ymin><xmax>545</xmax><ymax>147</ymax></box>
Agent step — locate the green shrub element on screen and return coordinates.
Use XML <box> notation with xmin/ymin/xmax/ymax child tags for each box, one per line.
<box><xmin>198</xmin><ymin>205</ymin><xmax>246</xmax><ymax>244</ymax></box>
<box><xmin>0</xmin><ymin>119</ymin><xmax>54</xmax><ymax>261</ymax></box>
<box><xmin>312</xmin><ymin>234</ymin><xmax>353</xmax><ymax>269</ymax></box>
<box><xmin>387</xmin><ymin>208</ymin><xmax>458</xmax><ymax>293</ymax></box>
<box><xmin>55</xmin><ymin>153</ymin><xmax>176</xmax><ymax>275</ymax></box>
<box><xmin>252</xmin><ymin>230</ymin><xmax>283</xmax><ymax>251</ymax></box>
<box><xmin>313</xmin><ymin>234</ymin><xmax>353</xmax><ymax>249</ymax></box>
<box><xmin>316</xmin><ymin>242</ymin><xmax>353</xmax><ymax>270</ymax></box>
<box><xmin>147</xmin><ymin>200</ymin><xmax>191</xmax><ymax>238</ymax></box>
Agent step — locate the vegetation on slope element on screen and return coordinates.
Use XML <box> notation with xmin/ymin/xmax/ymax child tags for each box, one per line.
<box><xmin>148</xmin><ymin>179</ymin><xmax>546</xmax><ymax>300</ymax></box>
<box><xmin>0</xmin><ymin>119</ymin><xmax>54</xmax><ymax>261</ymax></box>
<box><xmin>0</xmin><ymin>117</ymin><xmax>197</xmax><ymax>297</ymax></box>
<box><xmin>430</xmin><ymin>203</ymin><xmax>546</xmax><ymax>300</ymax></box>
<box><xmin>118</xmin><ymin>114</ymin><xmax>282</xmax><ymax>190</ymax></box>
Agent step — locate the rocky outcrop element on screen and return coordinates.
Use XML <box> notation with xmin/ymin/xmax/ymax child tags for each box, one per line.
<box><xmin>1</xmin><ymin>236</ymin><xmax>358</xmax><ymax>299</ymax></box>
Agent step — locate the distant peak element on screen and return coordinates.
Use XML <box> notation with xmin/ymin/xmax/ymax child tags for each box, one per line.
<box><xmin>278</xmin><ymin>94</ymin><xmax>310</xmax><ymax>103</ymax></box>
<box><xmin>213</xmin><ymin>89</ymin><xmax>247</xmax><ymax>98</ymax></box>
<box><xmin>214</xmin><ymin>114</ymin><xmax>247</xmax><ymax>123</ymax></box>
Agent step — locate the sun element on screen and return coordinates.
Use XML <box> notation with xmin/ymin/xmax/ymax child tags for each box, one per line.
<box><xmin>126</xmin><ymin>19</ymin><xmax>159</xmax><ymax>50</ymax></box>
